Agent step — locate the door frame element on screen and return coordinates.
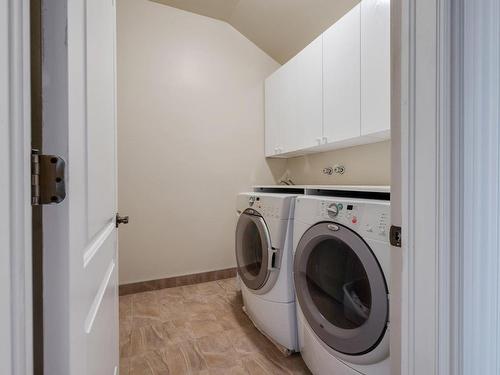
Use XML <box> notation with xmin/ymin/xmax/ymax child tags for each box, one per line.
<box><xmin>395</xmin><ymin>0</ymin><xmax>500</xmax><ymax>374</ymax></box>
<box><xmin>3</xmin><ymin>0</ymin><xmax>498</xmax><ymax>374</ymax></box>
<box><xmin>0</xmin><ymin>0</ymin><xmax>33</xmax><ymax>374</ymax></box>
<box><xmin>395</xmin><ymin>0</ymin><xmax>455</xmax><ymax>373</ymax></box>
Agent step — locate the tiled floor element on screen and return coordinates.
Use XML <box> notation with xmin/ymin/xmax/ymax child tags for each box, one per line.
<box><xmin>119</xmin><ymin>277</ymin><xmax>311</xmax><ymax>374</ymax></box>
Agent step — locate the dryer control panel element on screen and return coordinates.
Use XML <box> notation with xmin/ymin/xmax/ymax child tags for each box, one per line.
<box><xmin>236</xmin><ymin>192</ymin><xmax>296</xmax><ymax>220</ymax></box>
<box><xmin>253</xmin><ymin>200</ymin><xmax>281</xmax><ymax>219</ymax></box>
<box><xmin>317</xmin><ymin>198</ymin><xmax>390</xmax><ymax>242</ymax></box>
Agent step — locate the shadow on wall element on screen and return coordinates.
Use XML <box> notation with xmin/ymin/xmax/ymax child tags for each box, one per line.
<box><xmin>266</xmin><ymin>157</ymin><xmax>288</xmax><ymax>184</ymax></box>
<box><xmin>278</xmin><ymin>140</ymin><xmax>391</xmax><ymax>186</ymax></box>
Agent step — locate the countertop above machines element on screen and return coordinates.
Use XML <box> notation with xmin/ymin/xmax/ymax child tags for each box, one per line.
<box><xmin>253</xmin><ymin>185</ymin><xmax>390</xmax><ymax>200</ymax></box>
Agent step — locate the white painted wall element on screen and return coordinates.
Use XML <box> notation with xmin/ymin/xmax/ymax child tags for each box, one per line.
<box><xmin>117</xmin><ymin>0</ymin><xmax>285</xmax><ymax>284</ymax></box>
<box><xmin>283</xmin><ymin>140</ymin><xmax>390</xmax><ymax>185</ymax></box>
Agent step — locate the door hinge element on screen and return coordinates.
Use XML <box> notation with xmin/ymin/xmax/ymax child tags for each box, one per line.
<box><xmin>389</xmin><ymin>225</ymin><xmax>402</xmax><ymax>247</ymax></box>
<box><xmin>31</xmin><ymin>149</ymin><xmax>66</xmax><ymax>205</ymax></box>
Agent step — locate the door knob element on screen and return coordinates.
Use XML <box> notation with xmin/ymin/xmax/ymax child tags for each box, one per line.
<box><xmin>116</xmin><ymin>213</ymin><xmax>129</xmax><ymax>228</ymax></box>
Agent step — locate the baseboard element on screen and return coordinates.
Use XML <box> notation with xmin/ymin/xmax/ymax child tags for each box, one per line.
<box><xmin>119</xmin><ymin>267</ymin><xmax>237</xmax><ymax>296</ymax></box>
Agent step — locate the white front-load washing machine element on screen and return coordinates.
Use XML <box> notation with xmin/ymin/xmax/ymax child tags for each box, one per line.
<box><xmin>293</xmin><ymin>193</ymin><xmax>391</xmax><ymax>375</ymax></box>
<box><xmin>235</xmin><ymin>192</ymin><xmax>298</xmax><ymax>352</ymax></box>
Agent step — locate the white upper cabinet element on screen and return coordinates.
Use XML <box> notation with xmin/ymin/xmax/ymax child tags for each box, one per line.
<box><xmin>323</xmin><ymin>4</ymin><xmax>361</xmax><ymax>143</ymax></box>
<box><xmin>290</xmin><ymin>36</ymin><xmax>323</xmax><ymax>151</ymax></box>
<box><xmin>278</xmin><ymin>60</ymin><xmax>299</xmax><ymax>154</ymax></box>
<box><xmin>264</xmin><ymin>0</ymin><xmax>390</xmax><ymax>157</ymax></box>
<box><xmin>265</xmin><ymin>62</ymin><xmax>296</xmax><ymax>156</ymax></box>
<box><xmin>361</xmin><ymin>0</ymin><xmax>390</xmax><ymax>137</ymax></box>
<box><xmin>265</xmin><ymin>37</ymin><xmax>322</xmax><ymax>156</ymax></box>
<box><xmin>265</xmin><ymin>67</ymin><xmax>284</xmax><ymax>156</ymax></box>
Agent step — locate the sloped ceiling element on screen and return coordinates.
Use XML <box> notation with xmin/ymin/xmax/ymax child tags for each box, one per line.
<box><xmin>149</xmin><ymin>0</ymin><xmax>359</xmax><ymax>64</ymax></box>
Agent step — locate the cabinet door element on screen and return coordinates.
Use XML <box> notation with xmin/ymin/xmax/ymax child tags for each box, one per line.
<box><xmin>265</xmin><ymin>70</ymin><xmax>282</xmax><ymax>156</ymax></box>
<box><xmin>265</xmin><ymin>66</ymin><xmax>292</xmax><ymax>156</ymax></box>
<box><xmin>265</xmin><ymin>37</ymin><xmax>322</xmax><ymax>156</ymax></box>
<box><xmin>278</xmin><ymin>60</ymin><xmax>298</xmax><ymax>154</ymax></box>
<box><xmin>323</xmin><ymin>4</ymin><xmax>361</xmax><ymax>143</ymax></box>
<box><xmin>289</xmin><ymin>36</ymin><xmax>323</xmax><ymax>152</ymax></box>
<box><xmin>361</xmin><ymin>0</ymin><xmax>390</xmax><ymax>137</ymax></box>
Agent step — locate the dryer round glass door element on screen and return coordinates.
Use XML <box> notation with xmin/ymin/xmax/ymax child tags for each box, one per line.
<box><xmin>235</xmin><ymin>210</ymin><xmax>271</xmax><ymax>291</ymax></box>
<box><xmin>294</xmin><ymin>222</ymin><xmax>388</xmax><ymax>356</ymax></box>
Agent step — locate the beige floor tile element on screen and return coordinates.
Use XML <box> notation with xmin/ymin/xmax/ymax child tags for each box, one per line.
<box><xmin>180</xmin><ymin>284</ymin><xmax>202</xmax><ymax>301</ymax></box>
<box><xmin>195</xmin><ymin>281</ymin><xmax>227</xmax><ymax>295</ymax></box>
<box><xmin>183</xmin><ymin>300</ymin><xmax>215</xmax><ymax>315</ymax></box>
<box><xmin>158</xmin><ymin>345</ymin><xmax>188</xmax><ymax>374</ymax></box>
<box><xmin>158</xmin><ymin>300</ymin><xmax>188</xmax><ymax>321</ymax></box>
<box><xmin>243</xmin><ymin>353</ymin><xmax>296</xmax><ymax>375</ymax></box>
<box><xmin>129</xmin><ymin>351</ymin><xmax>169</xmax><ymax>375</ymax></box>
<box><xmin>216</xmin><ymin>308</ymin><xmax>253</xmax><ymax>331</ymax></box>
<box><xmin>189</xmin><ymin>319</ymin><xmax>225</xmax><ymax>339</ymax></box>
<box><xmin>132</xmin><ymin>291</ymin><xmax>164</xmax><ymax>328</ymax></box>
<box><xmin>160</xmin><ymin>319</ymin><xmax>195</xmax><ymax>344</ymax></box>
<box><xmin>227</xmin><ymin>327</ymin><xmax>282</xmax><ymax>358</ymax></box>
<box><xmin>225</xmin><ymin>291</ymin><xmax>244</xmax><ymax>307</ymax></box>
<box><xmin>242</xmin><ymin>355</ymin><xmax>270</xmax><ymax>375</ymax></box>
<box><xmin>119</xmin><ymin>357</ymin><xmax>130</xmax><ymax>375</ymax></box>
<box><xmin>128</xmin><ymin>323</ymin><xmax>171</xmax><ymax>356</ymax></box>
<box><xmin>207</xmin><ymin>365</ymin><xmax>249</xmax><ymax>374</ymax></box>
<box><xmin>120</xmin><ymin>295</ymin><xmax>133</xmax><ymax>320</ymax></box>
<box><xmin>217</xmin><ymin>278</ymin><xmax>240</xmax><ymax>293</ymax></box>
<box><xmin>120</xmin><ymin>316</ymin><xmax>133</xmax><ymax>337</ymax></box>
<box><xmin>156</xmin><ymin>287</ymin><xmax>185</xmax><ymax>304</ymax></box>
<box><xmin>120</xmin><ymin>278</ymin><xmax>310</xmax><ymax>374</ymax></box>
<box><xmin>120</xmin><ymin>331</ymin><xmax>133</xmax><ymax>358</ymax></box>
<box><xmin>167</xmin><ymin>340</ymin><xmax>207</xmax><ymax>373</ymax></box>
<box><xmin>273</xmin><ymin>353</ymin><xmax>312</xmax><ymax>373</ymax></box>
<box><xmin>196</xmin><ymin>332</ymin><xmax>242</xmax><ymax>369</ymax></box>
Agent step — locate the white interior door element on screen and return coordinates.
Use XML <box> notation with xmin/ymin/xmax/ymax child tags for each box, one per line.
<box><xmin>43</xmin><ymin>1</ymin><xmax>119</xmax><ymax>374</ymax></box>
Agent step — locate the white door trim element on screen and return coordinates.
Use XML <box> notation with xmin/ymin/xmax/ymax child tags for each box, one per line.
<box><xmin>398</xmin><ymin>0</ymin><xmax>500</xmax><ymax>374</ymax></box>
<box><xmin>0</xmin><ymin>0</ymin><xmax>33</xmax><ymax>374</ymax></box>
<box><xmin>397</xmin><ymin>0</ymin><xmax>455</xmax><ymax>374</ymax></box>
<box><xmin>459</xmin><ymin>0</ymin><xmax>500</xmax><ymax>373</ymax></box>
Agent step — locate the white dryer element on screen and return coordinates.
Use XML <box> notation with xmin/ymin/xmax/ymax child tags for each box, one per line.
<box><xmin>293</xmin><ymin>194</ymin><xmax>391</xmax><ymax>375</ymax></box>
<box><xmin>235</xmin><ymin>192</ymin><xmax>298</xmax><ymax>352</ymax></box>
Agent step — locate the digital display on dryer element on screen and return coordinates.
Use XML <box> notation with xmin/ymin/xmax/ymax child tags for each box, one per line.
<box><xmin>347</xmin><ymin>205</ymin><xmax>354</xmax><ymax>210</ymax></box>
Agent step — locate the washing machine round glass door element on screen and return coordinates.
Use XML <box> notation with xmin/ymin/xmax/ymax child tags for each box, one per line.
<box><xmin>235</xmin><ymin>209</ymin><xmax>272</xmax><ymax>291</ymax></box>
<box><xmin>294</xmin><ymin>222</ymin><xmax>388</xmax><ymax>356</ymax></box>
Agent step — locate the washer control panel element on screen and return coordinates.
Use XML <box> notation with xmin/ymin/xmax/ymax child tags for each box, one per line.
<box><xmin>318</xmin><ymin>199</ymin><xmax>390</xmax><ymax>242</ymax></box>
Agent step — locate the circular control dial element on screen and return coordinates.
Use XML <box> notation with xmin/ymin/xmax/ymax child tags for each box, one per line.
<box><xmin>326</xmin><ymin>203</ymin><xmax>339</xmax><ymax>218</ymax></box>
